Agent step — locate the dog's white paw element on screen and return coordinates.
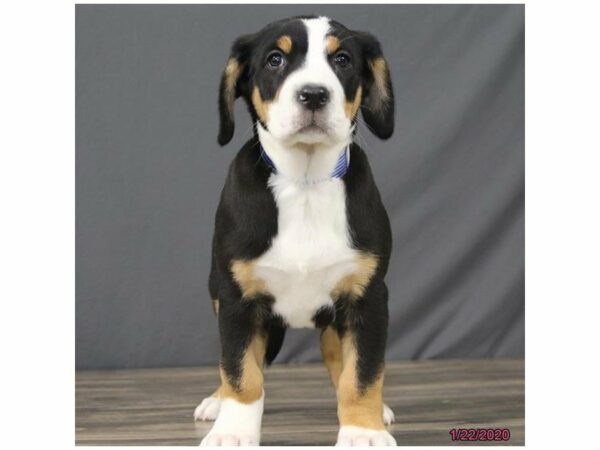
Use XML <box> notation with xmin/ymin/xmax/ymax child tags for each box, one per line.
<box><xmin>336</xmin><ymin>426</ymin><xmax>397</xmax><ymax>446</ymax></box>
<box><xmin>199</xmin><ymin>394</ymin><xmax>263</xmax><ymax>447</ymax></box>
<box><xmin>200</xmin><ymin>432</ymin><xmax>259</xmax><ymax>447</ymax></box>
<box><xmin>194</xmin><ymin>396</ymin><xmax>222</xmax><ymax>421</ymax></box>
<box><xmin>383</xmin><ymin>403</ymin><xmax>395</xmax><ymax>425</ymax></box>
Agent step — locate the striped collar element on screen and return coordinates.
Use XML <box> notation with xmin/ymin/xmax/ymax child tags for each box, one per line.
<box><xmin>260</xmin><ymin>145</ymin><xmax>350</xmax><ymax>179</ymax></box>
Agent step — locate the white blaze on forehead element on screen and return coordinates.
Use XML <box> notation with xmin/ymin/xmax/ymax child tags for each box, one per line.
<box><xmin>296</xmin><ymin>16</ymin><xmax>343</xmax><ymax>106</ymax></box>
<box><xmin>301</xmin><ymin>16</ymin><xmax>332</xmax><ymax>71</ymax></box>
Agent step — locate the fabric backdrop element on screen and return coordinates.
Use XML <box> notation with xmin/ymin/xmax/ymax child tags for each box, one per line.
<box><xmin>76</xmin><ymin>4</ymin><xmax>524</xmax><ymax>369</ymax></box>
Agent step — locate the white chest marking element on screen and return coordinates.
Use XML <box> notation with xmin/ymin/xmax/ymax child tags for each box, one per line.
<box><xmin>254</xmin><ymin>174</ymin><xmax>359</xmax><ymax>328</ymax></box>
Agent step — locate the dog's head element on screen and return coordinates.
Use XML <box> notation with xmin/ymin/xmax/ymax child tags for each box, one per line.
<box><xmin>217</xmin><ymin>16</ymin><xmax>394</xmax><ymax>148</ymax></box>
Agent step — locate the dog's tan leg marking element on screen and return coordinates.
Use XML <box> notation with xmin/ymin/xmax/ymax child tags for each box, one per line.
<box><xmin>320</xmin><ymin>326</ymin><xmax>343</xmax><ymax>388</ymax></box>
<box><xmin>200</xmin><ymin>335</ymin><xmax>266</xmax><ymax>445</ymax></box>
<box><xmin>195</xmin><ymin>334</ymin><xmax>266</xmax><ymax>422</ymax></box>
<box><xmin>337</xmin><ymin>333</ymin><xmax>386</xmax><ymax>430</ymax></box>
<box><xmin>219</xmin><ymin>334</ymin><xmax>266</xmax><ymax>403</ymax></box>
<box><xmin>322</xmin><ymin>326</ymin><xmax>395</xmax><ymax>429</ymax></box>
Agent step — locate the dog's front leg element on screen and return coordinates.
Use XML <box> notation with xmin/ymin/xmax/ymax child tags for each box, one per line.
<box><xmin>200</xmin><ymin>292</ymin><xmax>266</xmax><ymax>447</ymax></box>
<box><xmin>335</xmin><ymin>280</ymin><xmax>397</xmax><ymax>446</ymax></box>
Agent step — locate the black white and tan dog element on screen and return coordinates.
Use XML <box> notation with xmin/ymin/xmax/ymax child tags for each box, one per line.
<box><xmin>194</xmin><ymin>16</ymin><xmax>396</xmax><ymax>446</ymax></box>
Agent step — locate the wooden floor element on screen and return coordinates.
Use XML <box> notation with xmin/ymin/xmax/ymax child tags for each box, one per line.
<box><xmin>76</xmin><ymin>359</ymin><xmax>524</xmax><ymax>446</ymax></box>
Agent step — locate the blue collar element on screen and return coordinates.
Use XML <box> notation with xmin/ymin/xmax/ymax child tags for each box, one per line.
<box><xmin>260</xmin><ymin>145</ymin><xmax>351</xmax><ymax>179</ymax></box>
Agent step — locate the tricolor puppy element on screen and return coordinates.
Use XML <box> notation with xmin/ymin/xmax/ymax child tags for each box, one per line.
<box><xmin>194</xmin><ymin>16</ymin><xmax>396</xmax><ymax>446</ymax></box>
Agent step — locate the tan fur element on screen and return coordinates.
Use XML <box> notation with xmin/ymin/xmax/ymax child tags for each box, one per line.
<box><xmin>326</xmin><ymin>35</ymin><xmax>340</xmax><ymax>54</ymax></box>
<box><xmin>369</xmin><ymin>57</ymin><xmax>390</xmax><ymax>108</ymax></box>
<box><xmin>219</xmin><ymin>334</ymin><xmax>266</xmax><ymax>404</ymax></box>
<box><xmin>223</xmin><ymin>59</ymin><xmax>242</xmax><ymax>112</ymax></box>
<box><xmin>344</xmin><ymin>85</ymin><xmax>363</xmax><ymax>119</ymax></box>
<box><xmin>230</xmin><ymin>259</ymin><xmax>268</xmax><ymax>299</ymax></box>
<box><xmin>320</xmin><ymin>327</ymin><xmax>343</xmax><ymax>389</ymax></box>
<box><xmin>337</xmin><ymin>334</ymin><xmax>385</xmax><ymax>429</ymax></box>
<box><xmin>212</xmin><ymin>298</ymin><xmax>219</xmax><ymax>315</ymax></box>
<box><xmin>251</xmin><ymin>87</ymin><xmax>270</xmax><ymax>123</ymax></box>
<box><xmin>277</xmin><ymin>35</ymin><xmax>293</xmax><ymax>54</ymax></box>
<box><xmin>331</xmin><ymin>251</ymin><xmax>378</xmax><ymax>300</ymax></box>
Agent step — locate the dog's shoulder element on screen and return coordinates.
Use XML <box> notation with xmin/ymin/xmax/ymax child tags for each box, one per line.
<box><xmin>344</xmin><ymin>143</ymin><xmax>392</xmax><ymax>264</ymax></box>
<box><xmin>214</xmin><ymin>138</ymin><xmax>278</xmax><ymax>260</ymax></box>
<box><xmin>223</xmin><ymin>139</ymin><xmax>270</xmax><ymax>189</ymax></box>
<box><xmin>343</xmin><ymin>143</ymin><xmax>376</xmax><ymax>190</ymax></box>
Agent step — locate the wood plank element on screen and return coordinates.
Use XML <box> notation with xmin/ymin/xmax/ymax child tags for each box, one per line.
<box><xmin>76</xmin><ymin>359</ymin><xmax>524</xmax><ymax>446</ymax></box>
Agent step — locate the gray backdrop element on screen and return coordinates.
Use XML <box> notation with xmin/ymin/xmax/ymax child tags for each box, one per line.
<box><xmin>76</xmin><ymin>4</ymin><xmax>524</xmax><ymax>370</ymax></box>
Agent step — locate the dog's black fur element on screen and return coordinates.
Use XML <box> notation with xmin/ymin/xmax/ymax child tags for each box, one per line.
<box><xmin>210</xmin><ymin>15</ymin><xmax>394</xmax><ymax>392</ymax></box>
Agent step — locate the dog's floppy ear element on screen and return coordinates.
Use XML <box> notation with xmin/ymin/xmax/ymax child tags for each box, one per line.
<box><xmin>357</xmin><ymin>32</ymin><xmax>395</xmax><ymax>140</ymax></box>
<box><xmin>218</xmin><ymin>34</ymin><xmax>255</xmax><ymax>146</ymax></box>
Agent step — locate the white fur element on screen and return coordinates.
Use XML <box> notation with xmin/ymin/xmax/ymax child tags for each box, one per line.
<box><xmin>383</xmin><ymin>403</ymin><xmax>395</xmax><ymax>425</ymax></box>
<box><xmin>254</xmin><ymin>168</ymin><xmax>358</xmax><ymax>328</ymax></box>
<box><xmin>266</xmin><ymin>17</ymin><xmax>352</xmax><ymax>147</ymax></box>
<box><xmin>200</xmin><ymin>393</ymin><xmax>264</xmax><ymax>446</ymax></box>
<box><xmin>336</xmin><ymin>426</ymin><xmax>397</xmax><ymax>446</ymax></box>
<box><xmin>194</xmin><ymin>397</ymin><xmax>394</xmax><ymax>428</ymax></box>
<box><xmin>194</xmin><ymin>395</ymin><xmax>221</xmax><ymax>421</ymax></box>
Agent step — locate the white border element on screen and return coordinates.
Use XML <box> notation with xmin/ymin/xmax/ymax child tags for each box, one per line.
<box><xmin>1</xmin><ymin>0</ymin><xmax>74</xmax><ymax>448</ymax></box>
<box><xmin>526</xmin><ymin>0</ymin><xmax>600</xmax><ymax>449</ymax></box>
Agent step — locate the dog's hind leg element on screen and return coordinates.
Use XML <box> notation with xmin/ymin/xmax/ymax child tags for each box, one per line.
<box><xmin>194</xmin><ymin>253</ymin><xmax>226</xmax><ymax>423</ymax></box>
<box><xmin>195</xmin><ymin>260</ymin><xmax>223</xmax><ymax>422</ymax></box>
<box><xmin>320</xmin><ymin>326</ymin><xmax>343</xmax><ymax>389</ymax></box>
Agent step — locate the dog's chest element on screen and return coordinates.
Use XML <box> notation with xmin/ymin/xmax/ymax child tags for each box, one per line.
<box><xmin>254</xmin><ymin>175</ymin><xmax>358</xmax><ymax>328</ymax></box>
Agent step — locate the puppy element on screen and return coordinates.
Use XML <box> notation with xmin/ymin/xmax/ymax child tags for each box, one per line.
<box><xmin>194</xmin><ymin>15</ymin><xmax>396</xmax><ymax>446</ymax></box>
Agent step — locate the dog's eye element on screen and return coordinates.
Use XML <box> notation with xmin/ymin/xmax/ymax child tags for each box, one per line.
<box><xmin>267</xmin><ymin>51</ymin><xmax>285</xmax><ymax>68</ymax></box>
<box><xmin>333</xmin><ymin>52</ymin><xmax>351</xmax><ymax>68</ymax></box>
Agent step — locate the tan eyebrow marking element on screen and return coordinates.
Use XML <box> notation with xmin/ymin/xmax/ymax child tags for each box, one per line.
<box><xmin>326</xmin><ymin>35</ymin><xmax>340</xmax><ymax>54</ymax></box>
<box><xmin>276</xmin><ymin>35</ymin><xmax>293</xmax><ymax>54</ymax></box>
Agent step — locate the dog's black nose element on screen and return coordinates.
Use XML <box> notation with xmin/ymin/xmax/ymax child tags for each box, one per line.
<box><xmin>297</xmin><ymin>85</ymin><xmax>330</xmax><ymax>111</ymax></box>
